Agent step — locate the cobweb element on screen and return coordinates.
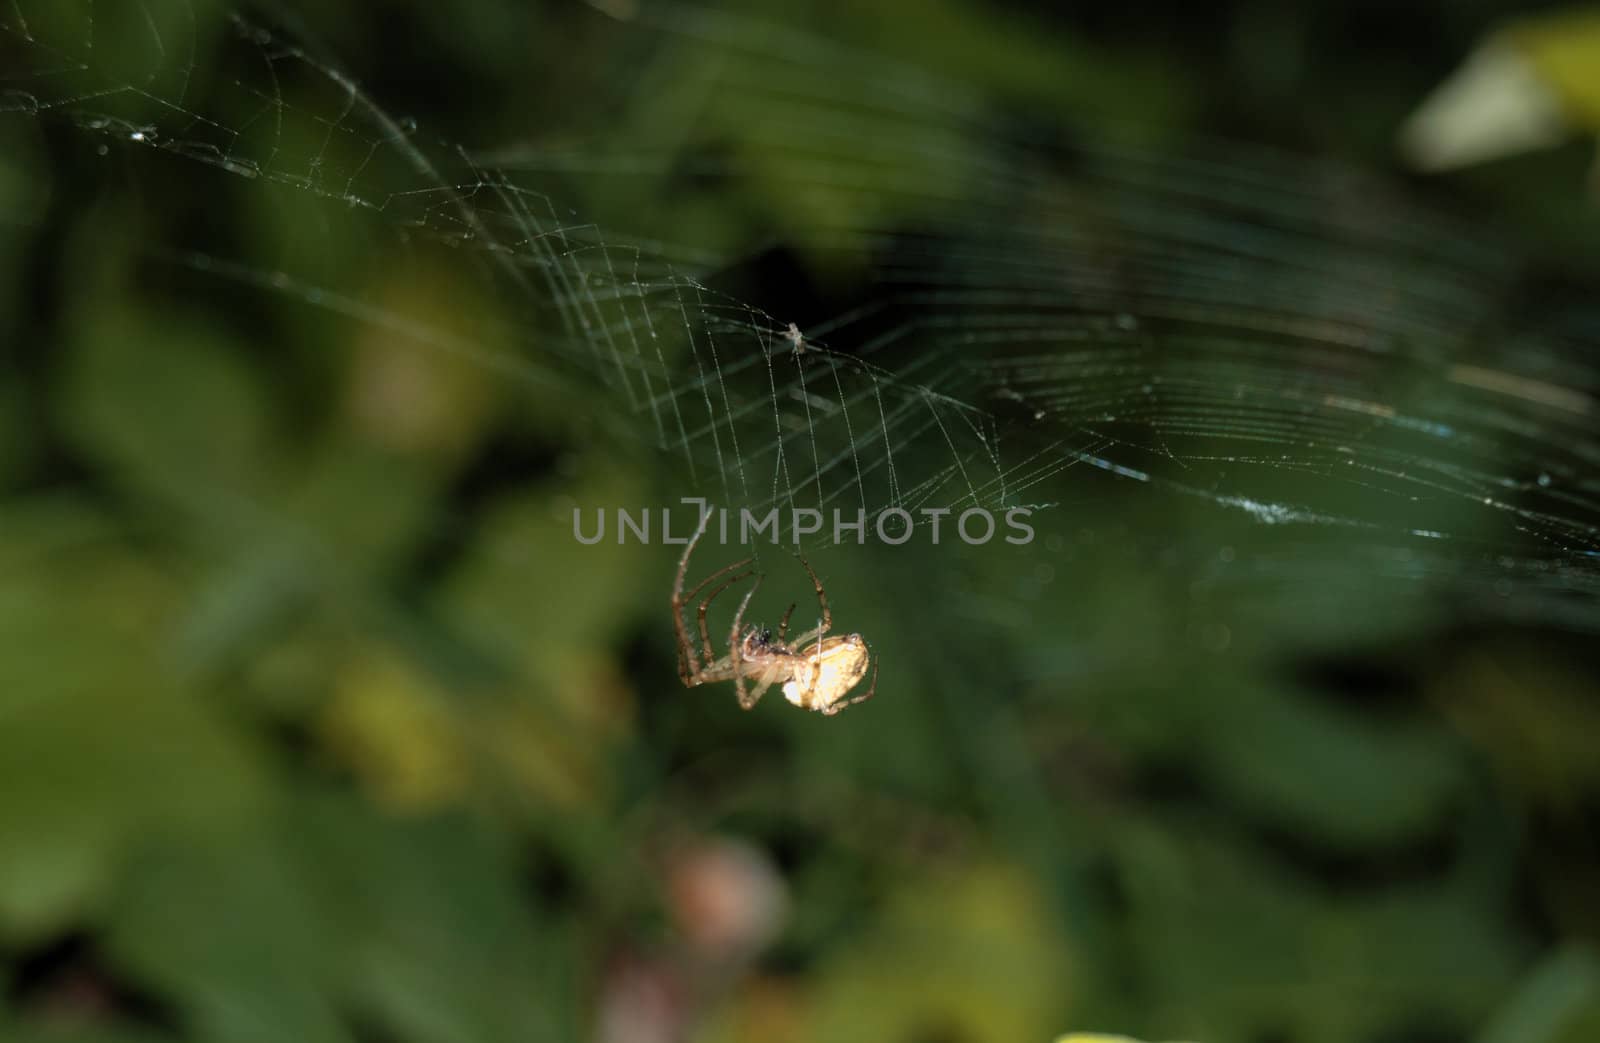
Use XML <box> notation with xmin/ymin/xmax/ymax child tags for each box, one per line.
<box><xmin>7</xmin><ymin>0</ymin><xmax>1600</xmax><ymax>636</ymax></box>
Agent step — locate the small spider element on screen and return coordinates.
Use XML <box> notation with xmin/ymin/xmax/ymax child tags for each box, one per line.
<box><xmin>671</xmin><ymin>515</ymin><xmax>877</xmax><ymax>715</ymax></box>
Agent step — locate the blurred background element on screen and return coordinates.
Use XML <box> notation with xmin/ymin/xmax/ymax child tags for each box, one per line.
<box><xmin>4</xmin><ymin>1</ymin><xmax>1600</xmax><ymax>1042</ymax></box>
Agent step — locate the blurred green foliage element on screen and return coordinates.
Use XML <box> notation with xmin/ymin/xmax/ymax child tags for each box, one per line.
<box><xmin>4</xmin><ymin>2</ymin><xmax>1600</xmax><ymax>1043</ymax></box>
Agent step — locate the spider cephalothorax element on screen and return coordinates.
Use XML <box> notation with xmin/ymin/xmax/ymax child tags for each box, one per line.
<box><xmin>671</xmin><ymin>516</ymin><xmax>878</xmax><ymax>716</ymax></box>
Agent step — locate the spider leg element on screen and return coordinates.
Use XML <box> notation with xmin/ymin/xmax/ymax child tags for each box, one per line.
<box><xmin>776</xmin><ymin>602</ymin><xmax>797</xmax><ymax>642</ymax></box>
<box><xmin>674</xmin><ymin>591</ymin><xmax>701</xmax><ymax>686</ymax></box>
<box><xmin>696</xmin><ymin>568</ymin><xmax>756</xmax><ymax>669</ymax></box>
<box><xmin>672</xmin><ymin>508</ymin><xmax>712</xmax><ymax>609</ymax></box>
<box><xmin>776</xmin><ymin>553</ymin><xmax>832</xmax><ymax>664</ymax></box>
<box><xmin>787</xmin><ymin>618</ymin><xmax>826</xmax><ymax>649</ymax></box>
<box><xmin>679</xmin><ymin>556</ymin><xmax>755</xmax><ymax>609</ymax></box>
<box><xmin>822</xmin><ymin>653</ymin><xmax>880</xmax><ymax>716</ymax></box>
<box><xmin>672</xmin><ymin>514</ymin><xmax>713</xmax><ymax>684</ymax></box>
<box><xmin>679</xmin><ymin>558</ymin><xmax>756</xmax><ymax>677</ymax></box>
<box><xmin>728</xmin><ymin>576</ymin><xmax>765</xmax><ymax>710</ymax></box>
<box><xmin>675</xmin><ymin>596</ymin><xmax>711</xmax><ymax>686</ymax></box>
<box><xmin>795</xmin><ymin>552</ymin><xmax>832</xmax><ymax>635</ymax></box>
<box><xmin>672</xmin><ymin>511</ymin><xmax>760</xmax><ymax>685</ymax></box>
<box><xmin>676</xmin><ymin>643</ymin><xmax>695</xmax><ymax>688</ymax></box>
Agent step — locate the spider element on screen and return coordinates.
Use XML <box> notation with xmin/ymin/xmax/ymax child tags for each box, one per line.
<box><xmin>671</xmin><ymin>516</ymin><xmax>878</xmax><ymax>715</ymax></box>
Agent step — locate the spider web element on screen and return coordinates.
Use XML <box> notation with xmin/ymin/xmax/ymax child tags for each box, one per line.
<box><xmin>6</xmin><ymin>0</ymin><xmax>1600</xmax><ymax>635</ymax></box>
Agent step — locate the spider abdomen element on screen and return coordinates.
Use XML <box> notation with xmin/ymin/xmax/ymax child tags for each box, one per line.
<box><xmin>781</xmin><ymin>634</ymin><xmax>871</xmax><ymax>714</ymax></box>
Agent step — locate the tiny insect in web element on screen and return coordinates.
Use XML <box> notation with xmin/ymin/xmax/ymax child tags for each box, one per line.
<box><xmin>783</xmin><ymin>322</ymin><xmax>808</xmax><ymax>357</ymax></box>
<box><xmin>671</xmin><ymin>515</ymin><xmax>878</xmax><ymax>715</ymax></box>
